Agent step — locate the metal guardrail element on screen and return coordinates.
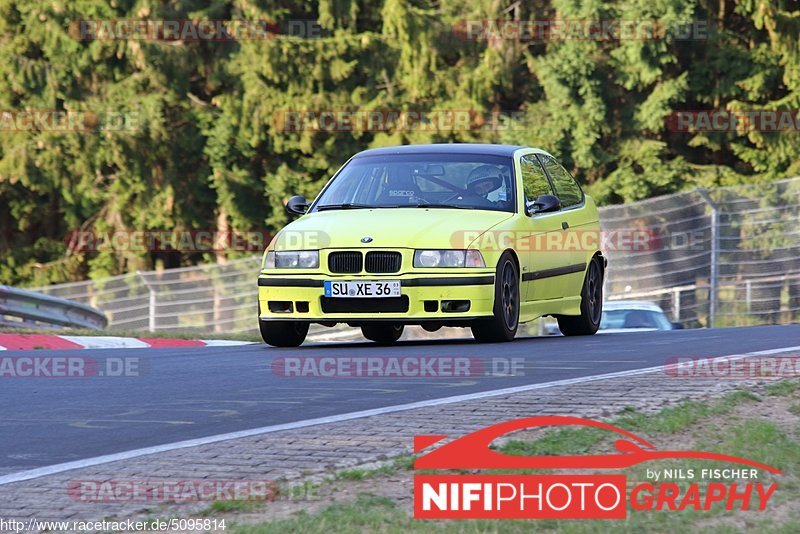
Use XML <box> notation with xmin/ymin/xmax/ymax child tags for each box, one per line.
<box><xmin>606</xmin><ymin>271</ymin><xmax>800</xmax><ymax>324</ymax></box>
<box><xmin>31</xmin><ymin>177</ymin><xmax>800</xmax><ymax>333</ymax></box>
<box><xmin>0</xmin><ymin>285</ymin><xmax>108</xmax><ymax>330</ymax></box>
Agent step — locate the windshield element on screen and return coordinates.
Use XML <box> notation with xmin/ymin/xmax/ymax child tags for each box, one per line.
<box><xmin>311</xmin><ymin>153</ymin><xmax>516</xmax><ymax>213</ymax></box>
<box><xmin>600</xmin><ymin>309</ymin><xmax>673</xmax><ymax>330</ymax></box>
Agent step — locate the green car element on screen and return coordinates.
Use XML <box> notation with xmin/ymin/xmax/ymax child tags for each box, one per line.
<box><xmin>258</xmin><ymin>144</ymin><xmax>605</xmax><ymax>346</ymax></box>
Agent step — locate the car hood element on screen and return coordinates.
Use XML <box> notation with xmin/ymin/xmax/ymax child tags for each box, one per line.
<box><xmin>272</xmin><ymin>208</ymin><xmax>513</xmax><ymax>250</ymax></box>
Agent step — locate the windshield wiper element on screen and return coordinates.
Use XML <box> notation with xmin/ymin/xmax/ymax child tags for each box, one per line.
<box><xmin>316</xmin><ymin>203</ymin><xmax>472</xmax><ymax>211</ymax></box>
<box><xmin>315</xmin><ymin>203</ymin><xmax>372</xmax><ymax>211</ymax></box>
<box><xmin>413</xmin><ymin>204</ymin><xmax>473</xmax><ymax>209</ymax></box>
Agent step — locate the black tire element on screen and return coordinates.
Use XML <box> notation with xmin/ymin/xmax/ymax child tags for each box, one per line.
<box><xmin>471</xmin><ymin>252</ymin><xmax>519</xmax><ymax>343</ymax></box>
<box><xmin>557</xmin><ymin>256</ymin><xmax>603</xmax><ymax>336</ymax></box>
<box><xmin>361</xmin><ymin>323</ymin><xmax>404</xmax><ymax>344</ymax></box>
<box><xmin>259</xmin><ymin>320</ymin><xmax>309</xmax><ymax>347</ymax></box>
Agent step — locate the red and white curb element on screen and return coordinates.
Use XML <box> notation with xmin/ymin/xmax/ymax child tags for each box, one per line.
<box><xmin>0</xmin><ymin>334</ymin><xmax>255</xmax><ymax>351</ymax></box>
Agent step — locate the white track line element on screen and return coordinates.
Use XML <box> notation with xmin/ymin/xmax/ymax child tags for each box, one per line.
<box><xmin>2</xmin><ymin>344</ymin><xmax>799</xmax><ymax>486</ymax></box>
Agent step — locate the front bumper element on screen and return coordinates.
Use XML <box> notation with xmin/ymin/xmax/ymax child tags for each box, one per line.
<box><xmin>257</xmin><ymin>273</ymin><xmax>495</xmax><ymax>323</ymax></box>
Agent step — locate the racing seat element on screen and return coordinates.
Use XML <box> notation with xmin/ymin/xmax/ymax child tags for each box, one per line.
<box><xmin>376</xmin><ymin>172</ymin><xmax>423</xmax><ymax>204</ymax></box>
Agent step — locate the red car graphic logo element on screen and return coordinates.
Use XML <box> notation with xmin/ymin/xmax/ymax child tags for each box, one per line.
<box><xmin>414</xmin><ymin>415</ymin><xmax>782</xmax><ymax>473</ymax></box>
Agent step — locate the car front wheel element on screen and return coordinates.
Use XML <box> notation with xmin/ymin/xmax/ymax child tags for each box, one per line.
<box><xmin>361</xmin><ymin>323</ymin><xmax>404</xmax><ymax>344</ymax></box>
<box><xmin>471</xmin><ymin>252</ymin><xmax>519</xmax><ymax>343</ymax></box>
<box><xmin>259</xmin><ymin>320</ymin><xmax>309</xmax><ymax>347</ymax></box>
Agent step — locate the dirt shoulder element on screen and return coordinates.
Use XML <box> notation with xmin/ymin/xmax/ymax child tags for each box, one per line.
<box><xmin>206</xmin><ymin>381</ymin><xmax>800</xmax><ymax>532</ymax></box>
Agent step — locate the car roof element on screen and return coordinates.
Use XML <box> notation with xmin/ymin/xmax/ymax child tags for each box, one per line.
<box><xmin>603</xmin><ymin>300</ymin><xmax>666</xmax><ymax>312</ymax></box>
<box><xmin>353</xmin><ymin>143</ymin><xmax>535</xmax><ymax>158</ymax></box>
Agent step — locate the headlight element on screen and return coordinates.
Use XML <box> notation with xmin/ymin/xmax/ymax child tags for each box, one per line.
<box><xmin>413</xmin><ymin>249</ymin><xmax>485</xmax><ymax>268</ymax></box>
<box><xmin>263</xmin><ymin>250</ymin><xmax>319</xmax><ymax>269</ymax></box>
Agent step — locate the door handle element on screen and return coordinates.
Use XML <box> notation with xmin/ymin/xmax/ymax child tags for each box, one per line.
<box><xmin>561</xmin><ymin>221</ymin><xmax>569</xmax><ymax>230</ymax></box>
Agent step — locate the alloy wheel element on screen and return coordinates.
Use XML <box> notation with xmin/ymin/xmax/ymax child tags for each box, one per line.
<box><xmin>587</xmin><ymin>260</ymin><xmax>602</xmax><ymax>324</ymax></box>
<box><xmin>501</xmin><ymin>261</ymin><xmax>518</xmax><ymax>330</ymax></box>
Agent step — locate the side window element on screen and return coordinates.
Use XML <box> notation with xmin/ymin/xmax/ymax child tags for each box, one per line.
<box><xmin>519</xmin><ymin>155</ymin><xmax>552</xmax><ymax>201</ymax></box>
<box><xmin>539</xmin><ymin>155</ymin><xmax>583</xmax><ymax>208</ymax></box>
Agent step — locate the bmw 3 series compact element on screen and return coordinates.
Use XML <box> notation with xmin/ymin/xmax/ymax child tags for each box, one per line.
<box><xmin>258</xmin><ymin>144</ymin><xmax>605</xmax><ymax>346</ymax></box>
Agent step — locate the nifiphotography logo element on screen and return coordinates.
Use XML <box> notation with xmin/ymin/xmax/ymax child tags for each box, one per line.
<box><xmin>413</xmin><ymin>416</ymin><xmax>781</xmax><ymax>519</ymax></box>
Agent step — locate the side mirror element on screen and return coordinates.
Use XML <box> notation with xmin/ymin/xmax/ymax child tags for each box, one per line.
<box><xmin>671</xmin><ymin>321</ymin><xmax>684</xmax><ymax>330</ymax></box>
<box><xmin>527</xmin><ymin>194</ymin><xmax>561</xmax><ymax>215</ymax></box>
<box><xmin>286</xmin><ymin>195</ymin><xmax>310</xmax><ymax>215</ymax></box>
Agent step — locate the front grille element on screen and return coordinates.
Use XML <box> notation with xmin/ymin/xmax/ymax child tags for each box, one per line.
<box><xmin>365</xmin><ymin>251</ymin><xmax>402</xmax><ymax>273</ymax></box>
<box><xmin>328</xmin><ymin>251</ymin><xmax>362</xmax><ymax>273</ymax></box>
<box><xmin>320</xmin><ymin>296</ymin><xmax>409</xmax><ymax>313</ymax></box>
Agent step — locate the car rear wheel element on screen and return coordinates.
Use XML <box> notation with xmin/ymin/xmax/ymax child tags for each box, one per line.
<box><xmin>557</xmin><ymin>256</ymin><xmax>603</xmax><ymax>336</ymax></box>
<box><xmin>361</xmin><ymin>323</ymin><xmax>404</xmax><ymax>344</ymax></box>
<box><xmin>259</xmin><ymin>320</ymin><xmax>309</xmax><ymax>347</ymax></box>
<box><xmin>471</xmin><ymin>252</ymin><xmax>519</xmax><ymax>343</ymax></box>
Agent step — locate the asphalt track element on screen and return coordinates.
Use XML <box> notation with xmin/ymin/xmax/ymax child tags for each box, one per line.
<box><xmin>1</xmin><ymin>324</ymin><xmax>799</xmax><ymax>474</ymax></box>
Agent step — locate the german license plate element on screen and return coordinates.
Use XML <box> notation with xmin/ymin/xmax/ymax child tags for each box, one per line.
<box><xmin>324</xmin><ymin>280</ymin><xmax>401</xmax><ymax>298</ymax></box>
